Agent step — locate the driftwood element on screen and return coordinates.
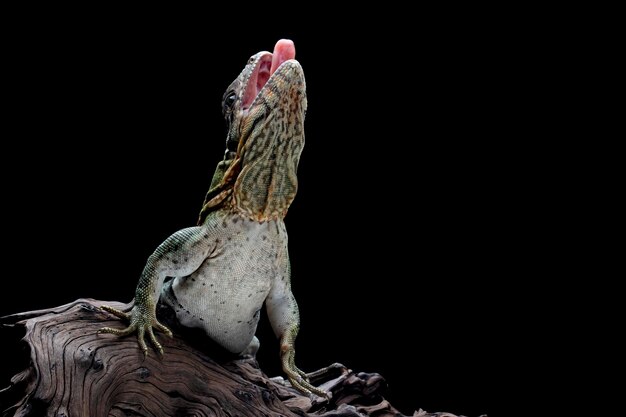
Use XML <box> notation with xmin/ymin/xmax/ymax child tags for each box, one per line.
<box><xmin>0</xmin><ymin>299</ymin><xmax>474</xmax><ymax>417</ymax></box>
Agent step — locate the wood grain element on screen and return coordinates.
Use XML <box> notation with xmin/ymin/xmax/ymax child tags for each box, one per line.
<box><xmin>0</xmin><ymin>299</ymin><xmax>475</xmax><ymax>417</ymax></box>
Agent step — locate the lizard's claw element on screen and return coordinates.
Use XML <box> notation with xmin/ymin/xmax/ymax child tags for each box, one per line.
<box><xmin>99</xmin><ymin>305</ymin><xmax>172</xmax><ymax>356</ymax></box>
<box><xmin>100</xmin><ymin>305</ymin><xmax>132</xmax><ymax>320</ymax></box>
<box><xmin>281</xmin><ymin>346</ymin><xmax>330</xmax><ymax>399</ymax></box>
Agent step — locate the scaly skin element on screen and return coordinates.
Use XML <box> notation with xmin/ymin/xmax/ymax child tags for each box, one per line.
<box><xmin>100</xmin><ymin>40</ymin><xmax>331</xmax><ymax>398</ymax></box>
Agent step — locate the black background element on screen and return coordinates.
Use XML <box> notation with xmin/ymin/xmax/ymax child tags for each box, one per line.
<box><xmin>0</xmin><ymin>11</ymin><xmax>528</xmax><ymax>416</ymax></box>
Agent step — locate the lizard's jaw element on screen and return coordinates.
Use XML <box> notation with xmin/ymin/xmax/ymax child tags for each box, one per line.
<box><xmin>241</xmin><ymin>54</ymin><xmax>272</xmax><ymax>112</ymax></box>
<box><xmin>241</xmin><ymin>39</ymin><xmax>297</xmax><ymax>113</ymax></box>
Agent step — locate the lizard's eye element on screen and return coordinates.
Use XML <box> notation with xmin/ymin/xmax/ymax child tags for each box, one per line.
<box><xmin>222</xmin><ymin>92</ymin><xmax>237</xmax><ymax>117</ymax></box>
<box><xmin>225</xmin><ymin>93</ymin><xmax>236</xmax><ymax>108</ymax></box>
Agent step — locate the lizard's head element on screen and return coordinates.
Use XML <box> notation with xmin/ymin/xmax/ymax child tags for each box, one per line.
<box><xmin>222</xmin><ymin>39</ymin><xmax>306</xmax><ymax>161</ymax></box>
<box><xmin>202</xmin><ymin>39</ymin><xmax>307</xmax><ymax>223</ymax></box>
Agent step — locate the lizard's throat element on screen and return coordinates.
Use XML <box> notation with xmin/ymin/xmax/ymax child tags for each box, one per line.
<box><xmin>232</xmin><ymin>164</ymin><xmax>300</xmax><ymax>222</ymax></box>
<box><xmin>231</xmin><ymin>131</ymin><xmax>303</xmax><ymax>222</ymax></box>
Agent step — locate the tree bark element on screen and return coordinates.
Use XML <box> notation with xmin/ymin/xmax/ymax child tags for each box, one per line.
<box><xmin>0</xmin><ymin>299</ymin><xmax>476</xmax><ymax>417</ymax></box>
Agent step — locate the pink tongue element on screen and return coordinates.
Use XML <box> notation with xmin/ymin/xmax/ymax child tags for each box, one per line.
<box><xmin>270</xmin><ymin>39</ymin><xmax>296</xmax><ymax>75</ymax></box>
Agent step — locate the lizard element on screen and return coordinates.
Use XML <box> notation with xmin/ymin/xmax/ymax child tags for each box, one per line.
<box><xmin>99</xmin><ymin>39</ymin><xmax>333</xmax><ymax>398</ymax></box>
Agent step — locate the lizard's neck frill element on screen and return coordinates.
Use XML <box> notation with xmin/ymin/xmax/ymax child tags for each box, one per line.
<box><xmin>201</xmin><ymin>204</ymin><xmax>286</xmax><ymax>226</ymax></box>
<box><xmin>231</xmin><ymin>205</ymin><xmax>288</xmax><ymax>223</ymax></box>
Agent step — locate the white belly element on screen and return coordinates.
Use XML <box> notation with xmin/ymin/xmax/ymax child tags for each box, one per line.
<box><xmin>164</xmin><ymin>217</ymin><xmax>280</xmax><ymax>353</ymax></box>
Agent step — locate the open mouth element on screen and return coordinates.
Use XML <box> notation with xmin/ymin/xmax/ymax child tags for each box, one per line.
<box><xmin>241</xmin><ymin>39</ymin><xmax>296</xmax><ymax>111</ymax></box>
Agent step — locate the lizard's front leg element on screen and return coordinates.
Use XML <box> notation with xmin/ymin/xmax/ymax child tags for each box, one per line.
<box><xmin>100</xmin><ymin>225</ymin><xmax>215</xmax><ymax>355</ymax></box>
<box><xmin>266</xmin><ymin>275</ymin><xmax>330</xmax><ymax>398</ymax></box>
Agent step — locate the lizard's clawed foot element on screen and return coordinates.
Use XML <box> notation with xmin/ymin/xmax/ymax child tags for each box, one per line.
<box><xmin>305</xmin><ymin>362</ymin><xmax>349</xmax><ymax>383</ymax></box>
<box><xmin>281</xmin><ymin>346</ymin><xmax>331</xmax><ymax>400</ymax></box>
<box><xmin>99</xmin><ymin>305</ymin><xmax>173</xmax><ymax>356</ymax></box>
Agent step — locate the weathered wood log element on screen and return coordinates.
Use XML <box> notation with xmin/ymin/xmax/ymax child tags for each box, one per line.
<box><xmin>0</xmin><ymin>299</ymin><xmax>474</xmax><ymax>417</ymax></box>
